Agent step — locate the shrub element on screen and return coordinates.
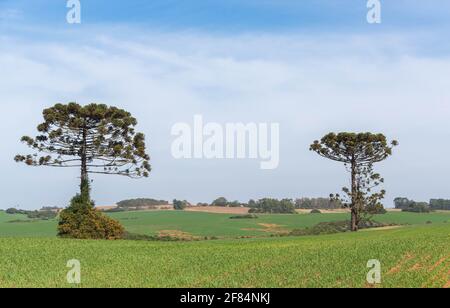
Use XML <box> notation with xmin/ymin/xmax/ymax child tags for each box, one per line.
<box><xmin>229</xmin><ymin>214</ymin><xmax>258</xmax><ymax>219</ymax></box>
<box><xmin>310</xmin><ymin>209</ymin><xmax>322</xmax><ymax>214</ymax></box>
<box><xmin>58</xmin><ymin>188</ymin><xmax>124</xmax><ymax>240</ymax></box>
<box><xmin>290</xmin><ymin>219</ymin><xmax>390</xmax><ymax>236</ymax></box>
<box><xmin>26</xmin><ymin>210</ymin><xmax>57</xmax><ymax>220</ymax></box>
<box><xmin>5</xmin><ymin>208</ymin><xmax>27</xmax><ymax>215</ymax></box>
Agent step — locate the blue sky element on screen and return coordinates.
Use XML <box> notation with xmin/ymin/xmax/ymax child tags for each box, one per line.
<box><xmin>1</xmin><ymin>1</ymin><xmax>450</xmax><ymax>209</ymax></box>
<box><xmin>1</xmin><ymin>0</ymin><xmax>450</xmax><ymax>32</ymax></box>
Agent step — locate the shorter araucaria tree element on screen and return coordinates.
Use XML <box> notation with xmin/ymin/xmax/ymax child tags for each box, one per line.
<box><xmin>310</xmin><ymin>132</ymin><xmax>397</xmax><ymax>231</ymax></box>
<box><xmin>15</xmin><ymin>102</ymin><xmax>152</xmax><ymax>239</ymax></box>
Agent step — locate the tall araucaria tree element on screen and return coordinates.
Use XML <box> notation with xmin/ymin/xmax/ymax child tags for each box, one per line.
<box><xmin>310</xmin><ymin>132</ymin><xmax>397</xmax><ymax>232</ymax></box>
<box><xmin>15</xmin><ymin>103</ymin><xmax>151</xmax><ymax>199</ymax></box>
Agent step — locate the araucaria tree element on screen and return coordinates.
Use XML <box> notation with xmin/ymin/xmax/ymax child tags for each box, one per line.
<box><xmin>310</xmin><ymin>133</ymin><xmax>397</xmax><ymax>232</ymax></box>
<box><xmin>15</xmin><ymin>102</ymin><xmax>151</xmax><ymax>239</ymax></box>
<box><xmin>15</xmin><ymin>103</ymin><xmax>151</xmax><ymax>193</ymax></box>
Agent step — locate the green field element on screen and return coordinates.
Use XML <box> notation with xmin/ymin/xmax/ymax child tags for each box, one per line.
<box><xmin>1</xmin><ymin>210</ymin><xmax>450</xmax><ymax>288</ymax></box>
<box><xmin>2</xmin><ymin>210</ymin><xmax>450</xmax><ymax>238</ymax></box>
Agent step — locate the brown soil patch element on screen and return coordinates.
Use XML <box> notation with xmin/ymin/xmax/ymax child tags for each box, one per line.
<box><xmin>157</xmin><ymin>230</ymin><xmax>198</xmax><ymax>240</ymax></box>
<box><xmin>430</xmin><ymin>256</ymin><xmax>448</xmax><ymax>271</ymax></box>
<box><xmin>443</xmin><ymin>271</ymin><xmax>450</xmax><ymax>289</ymax></box>
<box><xmin>360</xmin><ymin>226</ymin><xmax>403</xmax><ymax>232</ymax></box>
<box><xmin>410</xmin><ymin>263</ymin><xmax>422</xmax><ymax>271</ymax></box>
<box><xmin>242</xmin><ymin>223</ymin><xmax>288</xmax><ymax>234</ymax></box>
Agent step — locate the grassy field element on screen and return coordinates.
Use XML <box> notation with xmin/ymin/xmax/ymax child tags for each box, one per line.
<box><xmin>1</xmin><ymin>210</ymin><xmax>450</xmax><ymax>288</ymax></box>
<box><xmin>1</xmin><ymin>210</ymin><xmax>450</xmax><ymax>238</ymax></box>
<box><xmin>1</xmin><ymin>223</ymin><xmax>450</xmax><ymax>287</ymax></box>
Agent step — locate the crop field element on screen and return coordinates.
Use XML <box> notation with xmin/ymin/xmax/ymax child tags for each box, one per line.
<box><xmin>1</xmin><ymin>223</ymin><xmax>450</xmax><ymax>287</ymax></box>
<box><xmin>2</xmin><ymin>210</ymin><xmax>450</xmax><ymax>239</ymax></box>
<box><xmin>1</xmin><ymin>210</ymin><xmax>450</xmax><ymax>288</ymax></box>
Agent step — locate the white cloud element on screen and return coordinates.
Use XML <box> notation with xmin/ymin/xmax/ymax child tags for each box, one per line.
<box><xmin>1</xmin><ymin>30</ymin><xmax>449</xmax><ymax>209</ymax></box>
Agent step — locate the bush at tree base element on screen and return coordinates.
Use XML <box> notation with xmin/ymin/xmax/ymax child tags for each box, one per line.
<box><xmin>58</xmin><ymin>194</ymin><xmax>124</xmax><ymax>240</ymax></box>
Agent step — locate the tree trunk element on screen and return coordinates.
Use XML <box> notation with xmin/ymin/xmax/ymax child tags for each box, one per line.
<box><xmin>350</xmin><ymin>159</ymin><xmax>358</xmax><ymax>232</ymax></box>
<box><xmin>80</xmin><ymin>126</ymin><xmax>90</xmax><ymax>202</ymax></box>
<box><xmin>351</xmin><ymin>209</ymin><xmax>358</xmax><ymax>232</ymax></box>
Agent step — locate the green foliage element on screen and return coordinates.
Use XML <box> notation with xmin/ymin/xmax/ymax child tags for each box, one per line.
<box><xmin>310</xmin><ymin>132</ymin><xmax>397</xmax><ymax>231</ymax></box>
<box><xmin>248</xmin><ymin>198</ymin><xmax>296</xmax><ymax>214</ymax></box>
<box><xmin>15</xmin><ymin>103</ymin><xmax>151</xmax><ymax>178</ymax></box>
<box><xmin>365</xmin><ymin>203</ymin><xmax>387</xmax><ymax>215</ymax></box>
<box><xmin>296</xmin><ymin>198</ymin><xmax>341</xmax><ymax>209</ymax></box>
<box><xmin>26</xmin><ymin>211</ymin><xmax>57</xmax><ymax>220</ymax></box>
<box><xmin>117</xmin><ymin>198</ymin><xmax>169</xmax><ymax>209</ymax></box>
<box><xmin>394</xmin><ymin>197</ymin><xmax>431</xmax><ymax>213</ymax></box>
<box><xmin>5</xmin><ymin>208</ymin><xmax>57</xmax><ymax>220</ymax></box>
<box><xmin>290</xmin><ymin>221</ymin><xmax>350</xmax><ymax>236</ymax></box>
<box><xmin>403</xmin><ymin>203</ymin><xmax>431</xmax><ymax>213</ymax></box>
<box><xmin>429</xmin><ymin>199</ymin><xmax>450</xmax><ymax>211</ymax></box>
<box><xmin>228</xmin><ymin>201</ymin><xmax>242</xmax><ymax>207</ymax></box>
<box><xmin>196</xmin><ymin>202</ymin><xmax>209</xmax><ymax>207</ymax></box>
<box><xmin>58</xmin><ymin>184</ymin><xmax>124</xmax><ymax>240</ymax></box>
<box><xmin>6</xmin><ymin>208</ymin><xmax>27</xmax><ymax>215</ymax></box>
<box><xmin>394</xmin><ymin>197</ymin><xmax>415</xmax><ymax>210</ymax></box>
<box><xmin>211</xmin><ymin>197</ymin><xmax>229</xmax><ymax>207</ymax></box>
<box><xmin>290</xmin><ymin>219</ymin><xmax>388</xmax><ymax>236</ymax></box>
<box><xmin>173</xmin><ymin>199</ymin><xmax>188</xmax><ymax>210</ymax></box>
<box><xmin>310</xmin><ymin>209</ymin><xmax>322</xmax><ymax>214</ymax></box>
<box><xmin>210</xmin><ymin>197</ymin><xmax>243</xmax><ymax>208</ymax></box>
<box><xmin>310</xmin><ymin>132</ymin><xmax>398</xmax><ymax>162</ymax></box>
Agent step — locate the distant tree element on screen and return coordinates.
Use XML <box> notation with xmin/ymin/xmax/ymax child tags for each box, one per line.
<box><xmin>295</xmin><ymin>197</ymin><xmax>342</xmax><ymax>209</ymax></box>
<box><xmin>228</xmin><ymin>201</ymin><xmax>242</xmax><ymax>208</ymax></box>
<box><xmin>196</xmin><ymin>202</ymin><xmax>209</xmax><ymax>207</ymax></box>
<box><xmin>248</xmin><ymin>198</ymin><xmax>296</xmax><ymax>214</ymax></box>
<box><xmin>310</xmin><ymin>132</ymin><xmax>397</xmax><ymax>231</ymax></box>
<box><xmin>248</xmin><ymin>199</ymin><xmax>257</xmax><ymax>208</ymax></box>
<box><xmin>173</xmin><ymin>199</ymin><xmax>188</xmax><ymax>210</ymax></box>
<box><xmin>429</xmin><ymin>199</ymin><xmax>450</xmax><ymax>211</ymax></box>
<box><xmin>394</xmin><ymin>197</ymin><xmax>414</xmax><ymax>210</ymax></box>
<box><xmin>402</xmin><ymin>202</ymin><xmax>431</xmax><ymax>213</ymax></box>
<box><xmin>6</xmin><ymin>208</ymin><xmax>23</xmax><ymax>215</ymax></box>
<box><xmin>117</xmin><ymin>198</ymin><xmax>168</xmax><ymax>209</ymax></box>
<box><xmin>212</xmin><ymin>197</ymin><xmax>228</xmax><ymax>207</ymax></box>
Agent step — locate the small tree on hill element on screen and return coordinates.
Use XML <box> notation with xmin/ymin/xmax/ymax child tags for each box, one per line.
<box><xmin>310</xmin><ymin>132</ymin><xmax>397</xmax><ymax>231</ymax></box>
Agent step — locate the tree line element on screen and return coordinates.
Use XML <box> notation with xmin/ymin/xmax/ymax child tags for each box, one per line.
<box><xmin>394</xmin><ymin>197</ymin><xmax>450</xmax><ymax>213</ymax></box>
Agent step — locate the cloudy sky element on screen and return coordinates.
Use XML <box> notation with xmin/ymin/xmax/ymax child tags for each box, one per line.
<box><xmin>1</xmin><ymin>1</ymin><xmax>449</xmax><ymax>209</ymax></box>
